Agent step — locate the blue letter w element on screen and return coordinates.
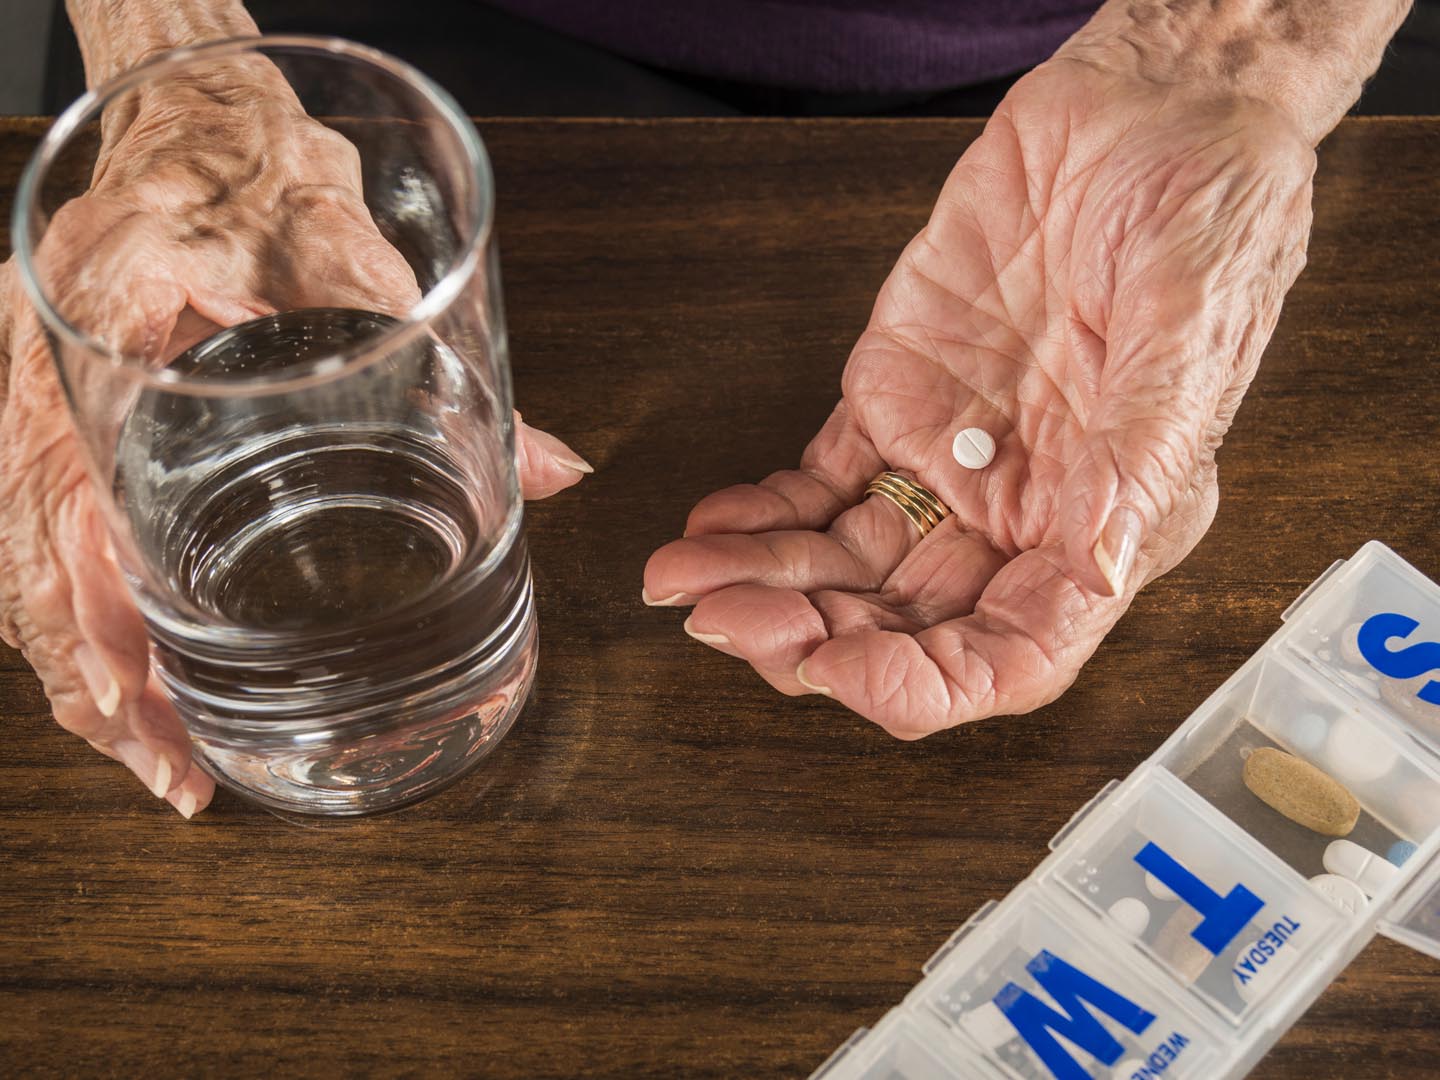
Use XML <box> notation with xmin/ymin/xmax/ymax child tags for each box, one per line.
<box><xmin>1134</xmin><ymin>842</ymin><xmax>1264</xmax><ymax>954</ymax></box>
<box><xmin>994</xmin><ymin>950</ymin><xmax>1155</xmax><ymax>1080</ymax></box>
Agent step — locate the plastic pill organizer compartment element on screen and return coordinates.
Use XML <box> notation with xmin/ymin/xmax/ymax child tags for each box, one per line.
<box><xmin>812</xmin><ymin>542</ymin><xmax>1440</xmax><ymax>1080</ymax></box>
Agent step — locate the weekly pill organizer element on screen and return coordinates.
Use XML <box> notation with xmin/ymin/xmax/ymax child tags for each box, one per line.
<box><xmin>811</xmin><ymin>541</ymin><xmax>1440</xmax><ymax>1080</ymax></box>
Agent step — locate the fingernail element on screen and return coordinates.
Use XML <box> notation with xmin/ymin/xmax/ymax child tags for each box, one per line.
<box><xmin>557</xmin><ymin>451</ymin><xmax>594</xmax><ymax>475</ymax></box>
<box><xmin>795</xmin><ymin>659</ymin><xmax>832</xmax><ymax>696</ymax></box>
<box><xmin>1093</xmin><ymin>505</ymin><xmax>1143</xmax><ymax>597</ymax></box>
<box><xmin>72</xmin><ymin>643</ymin><xmax>120</xmax><ymax>717</ymax></box>
<box><xmin>175</xmin><ymin>790</ymin><xmax>198</xmax><ymax>820</ymax></box>
<box><xmin>111</xmin><ymin>739</ymin><xmax>173</xmax><ymax>798</ymax></box>
<box><xmin>643</xmin><ymin>588</ymin><xmax>688</xmax><ymax>607</ymax></box>
<box><xmin>683</xmin><ymin>615</ymin><xmax>730</xmax><ymax>647</ymax></box>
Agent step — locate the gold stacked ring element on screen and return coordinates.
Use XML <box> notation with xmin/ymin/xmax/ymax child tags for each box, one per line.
<box><xmin>864</xmin><ymin>471</ymin><xmax>951</xmax><ymax>538</ymax></box>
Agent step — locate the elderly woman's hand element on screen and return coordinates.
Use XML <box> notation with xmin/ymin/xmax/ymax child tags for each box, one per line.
<box><xmin>644</xmin><ymin>54</ymin><xmax>1318</xmax><ymax>737</ymax></box>
<box><xmin>0</xmin><ymin>57</ymin><xmax>588</xmax><ymax>816</ymax></box>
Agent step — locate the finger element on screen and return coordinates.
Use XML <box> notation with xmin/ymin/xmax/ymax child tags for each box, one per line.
<box><xmin>165</xmin><ymin>765</ymin><xmax>216</xmax><ymax>820</ymax></box>
<box><xmin>515</xmin><ymin>413</ymin><xmax>592</xmax><ymax>499</ymax></box>
<box><xmin>684</xmin><ymin>589</ymin><xmax>819</xmax><ymax>696</ymax></box>
<box><xmin>684</xmin><ymin>399</ymin><xmax>884</xmax><ymax>536</ymax></box>
<box><xmin>686</xmin><ymin>584</ymin><xmax>922</xmax><ymax>695</ymax></box>
<box><xmin>138</xmin><ymin>676</ymin><xmax>211</xmax><ymax>819</ymax></box>
<box><xmin>682</xmin><ymin>523</ymin><xmax>1004</xmax><ymax>689</ymax></box>
<box><xmin>84</xmin><ymin>680</ymin><xmax>194</xmax><ymax>803</ymax></box>
<box><xmin>684</xmin><ymin>586</ymin><xmax>826</xmax><ymax>695</ymax></box>
<box><xmin>645</xmin><ymin>525</ymin><xmax>888</xmax><ymax>609</ymax></box>
<box><xmin>796</xmin><ymin>547</ymin><xmax>1122</xmax><ymax>738</ymax></box>
<box><xmin>646</xmin><ymin>473</ymin><xmax>926</xmax><ymax>606</ymax></box>
<box><xmin>55</xmin><ymin>497</ymin><xmax>149</xmax><ymax>707</ymax></box>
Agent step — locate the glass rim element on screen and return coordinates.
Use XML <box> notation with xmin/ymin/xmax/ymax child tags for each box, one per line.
<box><xmin>11</xmin><ymin>33</ymin><xmax>494</xmax><ymax>399</ymax></box>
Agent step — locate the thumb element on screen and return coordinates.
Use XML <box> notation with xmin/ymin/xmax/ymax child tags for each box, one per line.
<box><xmin>1060</xmin><ymin>330</ymin><xmax>1224</xmax><ymax>600</ymax></box>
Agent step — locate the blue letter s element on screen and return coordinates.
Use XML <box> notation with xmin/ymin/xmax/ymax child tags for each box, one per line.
<box><xmin>1357</xmin><ymin>612</ymin><xmax>1440</xmax><ymax>706</ymax></box>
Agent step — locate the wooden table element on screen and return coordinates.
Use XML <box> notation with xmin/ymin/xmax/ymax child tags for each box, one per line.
<box><xmin>1</xmin><ymin>116</ymin><xmax>1437</xmax><ymax>1078</ymax></box>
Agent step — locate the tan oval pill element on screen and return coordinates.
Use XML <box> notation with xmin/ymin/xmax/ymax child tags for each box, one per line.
<box><xmin>1242</xmin><ymin>747</ymin><xmax>1360</xmax><ymax>837</ymax></box>
<box><xmin>1152</xmin><ymin>906</ymin><xmax>1212</xmax><ymax>984</ymax></box>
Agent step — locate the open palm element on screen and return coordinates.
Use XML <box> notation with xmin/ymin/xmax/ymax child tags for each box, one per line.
<box><xmin>644</xmin><ymin>59</ymin><xmax>1315</xmax><ymax>737</ymax></box>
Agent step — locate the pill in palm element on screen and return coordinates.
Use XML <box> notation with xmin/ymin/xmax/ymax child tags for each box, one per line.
<box><xmin>1308</xmin><ymin>873</ymin><xmax>1368</xmax><ymax>914</ymax></box>
<box><xmin>1242</xmin><ymin>746</ymin><xmax>1359</xmax><ymax>836</ymax></box>
<box><xmin>951</xmin><ymin>427</ymin><xmax>996</xmax><ymax>469</ymax></box>
<box><xmin>1108</xmin><ymin>896</ymin><xmax>1151</xmax><ymax>937</ymax></box>
<box><xmin>1324</xmin><ymin>838</ymin><xmax>1400</xmax><ymax>896</ymax></box>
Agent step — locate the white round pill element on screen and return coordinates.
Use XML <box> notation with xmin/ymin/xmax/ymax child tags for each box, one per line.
<box><xmin>1281</xmin><ymin>711</ymin><xmax>1329</xmax><ymax>755</ymax></box>
<box><xmin>1145</xmin><ymin>872</ymin><xmax>1179</xmax><ymax>903</ymax></box>
<box><xmin>1108</xmin><ymin>896</ymin><xmax>1152</xmax><ymax>937</ymax></box>
<box><xmin>1340</xmin><ymin>622</ymin><xmax>1365</xmax><ymax>664</ymax></box>
<box><xmin>1308</xmin><ymin>873</ymin><xmax>1368</xmax><ymax>915</ymax></box>
<box><xmin>952</xmin><ymin>427</ymin><xmax>996</xmax><ymax>469</ymax></box>
<box><xmin>960</xmin><ymin>1002</ymin><xmax>1014</xmax><ymax>1049</ymax></box>
<box><xmin>1323</xmin><ymin>716</ymin><xmax>1398</xmax><ymax>783</ymax></box>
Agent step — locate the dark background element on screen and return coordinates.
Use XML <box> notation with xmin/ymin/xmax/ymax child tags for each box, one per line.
<box><xmin>5</xmin><ymin>0</ymin><xmax>1440</xmax><ymax>117</ymax></box>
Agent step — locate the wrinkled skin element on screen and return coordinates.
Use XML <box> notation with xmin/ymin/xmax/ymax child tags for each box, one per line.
<box><xmin>0</xmin><ymin>58</ymin><xmax>588</xmax><ymax>815</ymax></box>
<box><xmin>645</xmin><ymin>59</ymin><xmax>1314</xmax><ymax>737</ymax></box>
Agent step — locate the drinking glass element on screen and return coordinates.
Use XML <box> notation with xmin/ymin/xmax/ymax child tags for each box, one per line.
<box><xmin>13</xmin><ymin>37</ymin><xmax>536</xmax><ymax>816</ymax></box>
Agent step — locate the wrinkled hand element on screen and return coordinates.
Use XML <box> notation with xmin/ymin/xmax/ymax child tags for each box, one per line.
<box><xmin>0</xmin><ymin>61</ymin><xmax>589</xmax><ymax>816</ymax></box>
<box><xmin>645</xmin><ymin>59</ymin><xmax>1313</xmax><ymax>737</ymax></box>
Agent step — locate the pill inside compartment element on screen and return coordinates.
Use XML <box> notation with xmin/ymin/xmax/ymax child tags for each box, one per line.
<box><xmin>1158</xmin><ymin>652</ymin><xmax>1440</xmax><ymax>904</ymax></box>
<box><xmin>911</xmin><ymin>886</ymin><xmax>1225</xmax><ymax>1080</ymax></box>
<box><xmin>1045</xmin><ymin>769</ymin><xmax>1344</xmax><ymax>1028</ymax></box>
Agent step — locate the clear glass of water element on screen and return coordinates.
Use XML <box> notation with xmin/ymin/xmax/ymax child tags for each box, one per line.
<box><xmin>14</xmin><ymin>37</ymin><xmax>536</xmax><ymax>816</ymax></box>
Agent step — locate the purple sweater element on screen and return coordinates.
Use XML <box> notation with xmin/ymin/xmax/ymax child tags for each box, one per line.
<box><xmin>485</xmin><ymin>1</ymin><xmax>1097</xmax><ymax>94</ymax></box>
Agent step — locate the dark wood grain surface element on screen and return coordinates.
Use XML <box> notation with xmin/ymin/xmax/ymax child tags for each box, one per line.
<box><xmin>1</xmin><ymin>116</ymin><xmax>1437</xmax><ymax>1078</ymax></box>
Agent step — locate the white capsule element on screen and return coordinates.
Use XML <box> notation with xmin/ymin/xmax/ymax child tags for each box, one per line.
<box><xmin>1145</xmin><ymin>872</ymin><xmax>1179</xmax><ymax>903</ymax></box>
<box><xmin>1322</xmin><ymin>716</ymin><xmax>1398</xmax><ymax>784</ymax></box>
<box><xmin>1108</xmin><ymin>896</ymin><xmax>1152</xmax><ymax>937</ymax></box>
<box><xmin>951</xmin><ymin>427</ymin><xmax>996</xmax><ymax>469</ymax></box>
<box><xmin>1323</xmin><ymin>838</ymin><xmax>1400</xmax><ymax>897</ymax></box>
<box><xmin>1308</xmin><ymin>873</ymin><xmax>1368</xmax><ymax>915</ymax></box>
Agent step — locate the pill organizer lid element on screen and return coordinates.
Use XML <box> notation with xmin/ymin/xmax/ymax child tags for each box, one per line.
<box><xmin>1276</xmin><ymin>540</ymin><xmax>1440</xmax><ymax>760</ymax></box>
<box><xmin>1278</xmin><ymin>542</ymin><xmax>1440</xmax><ymax>960</ymax></box>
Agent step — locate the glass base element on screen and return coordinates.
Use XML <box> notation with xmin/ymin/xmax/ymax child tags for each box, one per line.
<box><xmin>188</xmin><ymin>612</ymin><xmax>537</xmax><ymax>818</ymax></box>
